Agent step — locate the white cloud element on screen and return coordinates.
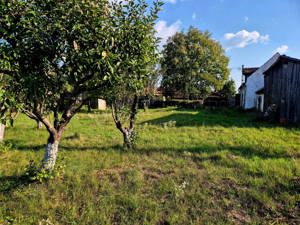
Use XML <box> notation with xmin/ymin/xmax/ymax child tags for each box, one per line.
<box><xmin>192</xmin><ymin>13</ymin><xmax>196</xmax><ymax>20</ymax></box>
<box><xmin>244</xmin><ymin>16</ymin><xmax>249</xmax><ymax>22</ymax></box>
<box><xmin>275</xmin><ymin>45</ymin><xmax>289</xmax><ymax>54</ymax></box>
<box><xmin>223</xmin><ymin>30</ymin><xmax>269</xmax><ymax>50</ymax></box>
<box><xmin>155</xmin><ymin>20</ymin><xmax>182</xmax><ymax>47</ymax></box>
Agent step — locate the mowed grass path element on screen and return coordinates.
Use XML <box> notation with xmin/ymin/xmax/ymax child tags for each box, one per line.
<box><xmin>0</xmin><ymin>108</ymin><xmax>299</xmax><ymax>224</ymax></box>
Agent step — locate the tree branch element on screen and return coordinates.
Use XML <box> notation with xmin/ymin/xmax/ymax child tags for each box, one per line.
<box><xmin>24</xmin><ymin>107</ymin><xmax>57</xmax><ymax>137</ymax></box>
<box><xmin>111</xmin><ymin>102</ymin><xmax>127</xmax><ymax>134</ymax></box>
<box><xmin>23</xmin><ymin>109</ymin><xmax>38</xmax><ymax>121</ymax></box>
<box><xmin>111</xmin><ymin>103</ymin><xmax>118</xmax><ymax>124</ymax></box>
<box><xmin>129</xmin><ymin>95</ymin><xmax>138</xmax><ymax>130</ymax></box>
<box><xmin>56</xmin><ymin>99</ymin><xmax>85</xmax><ymax>139</ymax></box>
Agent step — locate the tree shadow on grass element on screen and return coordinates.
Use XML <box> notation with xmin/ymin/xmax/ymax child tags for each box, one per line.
<box><xmin>5</xmin><ymin>136</ymin><xmax>298</xmax><ymax>160</ymax></box>
<box><xmin>59</xmin><ymin>144</ymin><xmax>122</xmax><ymax>152</ymax></box>
<box><xmin>5</xmin><ymin>138</ymin><xmax>122</xmax><ymax>152</ymax></box>
<box><xmin>7</xmin><ymin>139</ymin><xmax>45</xmax><ymax>151</ymax></box>
<box><xmin>142</xmin><ymin>112</ymin><xmax>256</xmax><ymax>128</ymax></box>
<box><xmin>136</xmin><ymin>143</ymin><xmax>298</xmax><ymax>160</ymax></box>
<box><xmin>0</xmin><ymin>175</ymin><xmax>31</xmax><ymax>193</ymax></box>
<box><xmin>141</xmin><ymin>108</ymin><xmax>290</xmax><ymax>129</ymax></box>
<box><xmin>59</xmin><ymin>142</ymin><xmax>298</xmax><ymax>160</ymax></box>
<box><xmin>1</xmin><ymin>142</ymin><xmax>298</xmax><ymax>193</ymax></box>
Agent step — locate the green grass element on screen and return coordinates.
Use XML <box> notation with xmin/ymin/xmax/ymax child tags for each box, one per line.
<box><xmin>0</xmin><ymin>107</ymin><xmax>299</xmax><ymax>224</ymax></box>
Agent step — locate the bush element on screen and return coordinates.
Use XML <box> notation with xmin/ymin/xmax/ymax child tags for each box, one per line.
<box><xmin>24</xmin><ymin>160</ymin><xmax>66</xmax><ymax>183</ymax></box>
<box><xmin>149</xmin><ymin>99</ymin><xmax>203</xmax><ymax>109</ymax></box>
<box><xmin>0</xmin><ymin>141</ymin><xmax>12</xmax><ymax>155</ymax></box>
<box><xmin>162</xmin><ymin>120</ymin><xmax>177</xmax><ymax>128</ymax></box>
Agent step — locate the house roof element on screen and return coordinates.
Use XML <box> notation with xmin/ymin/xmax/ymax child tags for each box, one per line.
<box><xmin>264</xmin><ymin>54</ymin><xmax>300</xmax><ymax>75</ymax></box>
<box><xmin>238</xmin><ymin>83</ymin><xmax>246</xmax><ymax>90</ymax></box>
<box><xmin>242</xmin><ymin>67</ymin><xmax>259</xmax><ymax>76</ymax></box>
<box><xmin>241</xmin><ymin>53</ymin><xmax>281</xmax><ymax>80</ymax></box>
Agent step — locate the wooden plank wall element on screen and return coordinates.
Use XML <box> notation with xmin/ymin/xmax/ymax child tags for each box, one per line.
<box><xmin>264</xmin><ymin>61</ymin><xmax>300</xmax><ymax>124</ymax></box>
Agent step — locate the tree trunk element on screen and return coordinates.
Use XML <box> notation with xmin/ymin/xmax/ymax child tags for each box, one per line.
<box><xmin>0</xmin><ymin>123</ymin><xmax>5</xmax><ymax>142</ymax></box>
<box><xmin>37</xmin><ymin>120</ymin><xmax>43</xmax><ymax>129</ymax></box>
<box><xmin>87</xmin><ymin>100</ymin><xmax>92</xmax><ymax>112</ymax></box>
<box><xmin>111</xmin><ymin>96</ymin><xmax>138</xmax><ymax>150</ymax></box>
<box><xmin>123</xmin><ymin>129</ymin><xmax>133</xmax><ymax>149</ymax></box>
<box><xmin>42</xmin><ymin>136</ymin><xmax>59</xmax><ymax>170</ymax></box>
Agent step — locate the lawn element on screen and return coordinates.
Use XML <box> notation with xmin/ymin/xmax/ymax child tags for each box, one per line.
<box><xmin>0</xmin><ymin>107</ymin><xmax>299</xmax><ymax>225</ymax></box>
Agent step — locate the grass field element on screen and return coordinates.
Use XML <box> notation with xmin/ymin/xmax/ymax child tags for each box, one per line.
<box><xmin>0</xmin><ymin>107</ymin><xmax>299</xmax><ymax>225</ymax></box>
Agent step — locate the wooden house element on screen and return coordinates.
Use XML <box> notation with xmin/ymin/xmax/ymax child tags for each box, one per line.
<box><xmin>239</xmin><ymin>53</ymin><xmax>280</xmax><ymax>110</ymax></box>
<box><xmin>264</xmin><ymin>55</ymin><xmax>300</xmax><ymax>124</ymax></box>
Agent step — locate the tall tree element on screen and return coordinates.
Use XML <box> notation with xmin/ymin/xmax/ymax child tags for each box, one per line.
<box><xmin>220</xmin><ymin>79</ymin><xmax>236</xmax><ymax>98</ymax></box>
<box><xmin>161</xmin><ymin>27</ymin><xmax>229</xmax><ymax>99</ymax></box>
<box><xmin>107</xmin><ymin>0</ymin><xmax>161</xmax><ymax>149</ymax></box>
<box><xmin>0</xmin><ymin>74</ymin><xmax>19</xmax><ymax>142</ymax></box>
<box><xmin>0</xmin><ymin>0</ymin><xmax>120</xmax><ymax>170</ymax></box>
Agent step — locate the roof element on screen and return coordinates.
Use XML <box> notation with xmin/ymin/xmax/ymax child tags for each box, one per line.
<box><xmin>238</xmin><ymin>83</ymin><xmax>246</xmax><ymax>90</ymax></box>
<box><xmin>242</xmin><ymin>67</ymin><xmax>259</xmax><ymax>76</ymax></box>
<box><xmin>242</xmin><ymin>53</ymin><xmax>281</xmax><ymax>80</ymax></box>
<box><xmin>255</xmin><ymin>88</ymin><xmax>264</xmax><ymax>95</ymax></box>
<box><xmin>264</xmin><ymin>54</ymin><xmax>300</xmax><ymax>75</ymax></box>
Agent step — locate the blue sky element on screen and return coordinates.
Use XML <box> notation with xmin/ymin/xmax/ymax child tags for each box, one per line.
<box><xmin>153</xmin><ymin>0</ymin><xmax>300</xmax><ymax>89</ymax></box>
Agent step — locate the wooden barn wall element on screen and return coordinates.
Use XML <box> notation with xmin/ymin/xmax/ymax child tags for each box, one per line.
<box><xmin>264</xmin><ymin>61</ymin><xmax>300</xmax><ymax>124</ymax></box>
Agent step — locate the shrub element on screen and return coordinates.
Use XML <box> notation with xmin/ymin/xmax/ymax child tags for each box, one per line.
<box><xmin>149</xmin><ymin>99</ymin><xmax>203</xmax><ymax>109</ymax></box>
<box><xmin>162</xmin><ymin>120</ymin><xmax>177</xmax><ymax>128</ymax></box>
<box><xmin>24</xmin><ymin>160</ymin><xmax>66</xmax><ymax>183</ymax></box>
<box><xmin>0</xmin><ymin>141</ymin><xmax>12</xmax><ymax>155</ymax></box>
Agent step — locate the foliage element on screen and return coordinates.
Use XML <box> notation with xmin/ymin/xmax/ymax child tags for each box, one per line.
<box><xmin>0</xmin><ymin>0</ymin><xmax>122</xmax><ymax>169</ymax></box>
<box><xmin>106</xmin><ymin>0</ymin><xmax>162</xmax><ymax>97</ymax></box>
<box><xmin>0</xmin><ymin>110</ymin><xmax>299</xmax><ymax>224</ymax></box>
<box><xmin>0</xmin><ymin>0</ymin><xmax>113</xmax><ymax>113</ymax></box>
<box><xmin>263</xmin><ymin>104</ymin><xmax>278</xmax><ymax>123</ymax></box>
<box><xmin>0</xmin><ymin>75</ymin><xmax>20</xmax><ymax>127</ymax></box>
<box><xmin>144</xmin><ymin>68</ymin><xmax>161</xmax><ymax>97</ymax></box>
<box><xmin>24</xmin><ymin>160</ymin><xmax>66</xmax><ymax>183</ymax></box>
<box><xmin>150</xmin><ymin>99</ymin><xmax>203</xmax><ymax>109</ymax></box>
<box><xmin>0</xmin><ymin>0</ymin><xmax>161</xmax><ymax>166</ymax></box>
<box><xmin>162</xmin><ymin>120</ymin><xmax>177</xmax><ymax>128</ymax></box>
<box><xmin>161</xmin><ymin>27</ymin><xmax>229</xmax><ymax>99</ymax></box>
<box><xmin>0</xmin><ymin>141</ymin><xmax>12</xmax><ymax>154</ymax></box>
<box><xmin>0</xmin><ymin>0</ymin><xmax>116</xmax><ymax>143</ymax></box>
<box><xmin>219</xmin><ymin>79</ymin><xmax>236</xmax><ymax>97</ymax></box>
<box><xmin>105</xmin><ymin>0</ymin><xmax>162</xmax><ymax>148</ymax></box>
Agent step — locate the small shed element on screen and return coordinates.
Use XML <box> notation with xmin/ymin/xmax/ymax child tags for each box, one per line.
<box><xmin>264</xmin><ymin>55</ymin><xmax>300</xmax><ymax>124</ymax></box>
<box><xmin>89</xmin><ymin>98</ymin><xmax>107</xmax><ymax>110</ymax></box>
